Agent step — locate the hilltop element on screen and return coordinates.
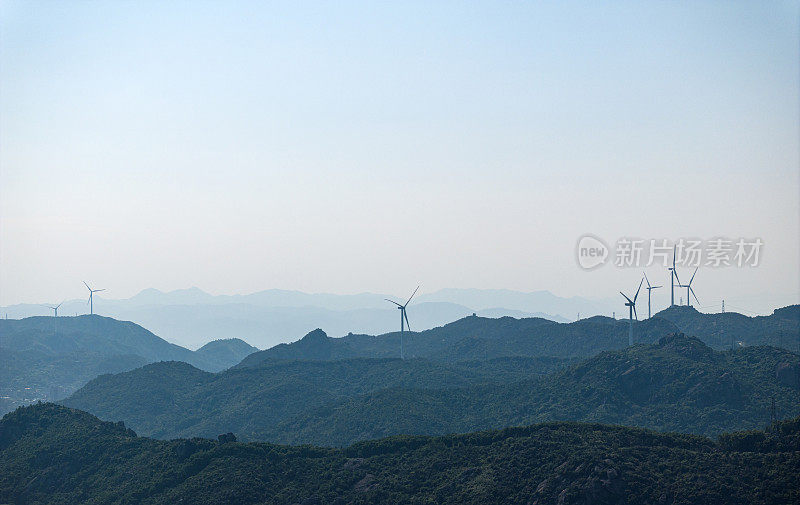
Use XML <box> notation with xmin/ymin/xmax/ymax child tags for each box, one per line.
<box><xmin>63</xmin><ymin>334</ymin><xmax>799</xmax><ymax>444</ymax></box>
<box><xmin>655</xmin><ymin>304</ymin><xmax>800</xmax><ymax>349</ymax></box>
<box><xmin>1</xmin><ymin>403</ymin><xmax>797</xmax><ymax>504</ymax></box>
<box><xmin>194</xmin><ymin>337</ymin><xmax>259</xmax><ymax>364</ymax></box>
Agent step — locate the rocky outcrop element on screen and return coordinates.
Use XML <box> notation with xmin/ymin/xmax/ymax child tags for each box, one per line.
<box><xmin>531</xmin><ymin>458</ymin><xmax>625</xmax><ymax>505</ymax></box>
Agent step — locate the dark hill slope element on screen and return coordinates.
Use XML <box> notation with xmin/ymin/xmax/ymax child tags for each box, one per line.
<box><xmin>64</xmin><ymin>334</ymin><xmax>799</xmax><ymax>445</ymax></box>
<box><xmin>64</xmin><ymin>356</ymin><xmax>568</xmax><ymax>440</ymax></box>
<box><xmin>264</xmin><ymin>334</ymin><xmax>800</xmax><ymax>445</ymax></box>
<box><xmin>1</xmin><ymin>403</ymin><xmax>797</xmax><ymax>505</ymax></box>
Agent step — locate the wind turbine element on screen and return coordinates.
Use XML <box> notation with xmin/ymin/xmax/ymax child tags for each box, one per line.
<box><xmin>83</xmin><ymin>281</ymin><xmax>105</xmax><ymax>315</ymax></box>
<box><xmin>44</xmin><ymin>302</ymin><xmax>63</xmax><ymax>336</ymax></box>
<box><xmin>45</xmin><ymin>302</ymin><xmax>63</xmax><ymax>317</ymax></box>
<box><xmin>385</xmin><ymin>286</ymin><xmax>419</xmax><ymax>360</ymax></box>
<box><xmin>643</xmin><ymin>273</ymin><xmax>661</xmax><ymax>319</ymax></box>
<box><xmin>668</xmin><ymin>245</ymin><xmax>680</xmax><ymax>307</ymax></box>
<box><xmin>620</xmin><ymin>277</ymin><xmax>643</xmax><ymax>346</ymax></box>
<box><xmin>677</xmin><ymin>267</ymin><xmax>700</xmax><ymax>307</ymax></box>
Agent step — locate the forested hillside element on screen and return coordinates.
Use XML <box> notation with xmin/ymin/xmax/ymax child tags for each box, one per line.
<box><xmin>1</xmin><ymin>403</ymin><xmax>797</xmax><ymax>505</ymax></box>
<box><xmin>63</xmin><ymin>334</ymin><xmax>799</xmax><ymax>445</ymax></box>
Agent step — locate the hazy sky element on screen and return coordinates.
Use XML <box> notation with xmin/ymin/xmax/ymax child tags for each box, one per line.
<box><xmin>1</xmin><ymin>1</ymin><xmax>798</xmax><ymax>313</ymax></box>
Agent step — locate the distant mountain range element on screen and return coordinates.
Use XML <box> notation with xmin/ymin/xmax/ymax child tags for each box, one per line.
<box><xmin>0</xmin><ymin>315</ymin><xmax>257</xmax><ymax>414</ymax></box>
<box><xmin>1</xmin><ymin>288</ymin><xmax>612</xmax><ymax>348</ymax></box>
<box><xmin>8</xmin><ymin>304</ymin><xmax>798</xmax><ymax>431</ymax></box>
<box><xmin>3</xmin><ymin>403</ymin><xmax>798</xmax><ymax>504</ymax></box>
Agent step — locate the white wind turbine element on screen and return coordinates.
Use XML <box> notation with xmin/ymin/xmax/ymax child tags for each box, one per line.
<box><xmin>620</xmin><ymin>277</ymin><xmax>644</xmax><ymax>346</ymax></box>
<box><xmin>385</xmin><ymin>286</ymin><xmax>419</xmax><ymax>360</ymax></box>
<box><xmin>84</xmin><ymin>281</ymin><xmax>105</xmax><ymax>315</ymax></box>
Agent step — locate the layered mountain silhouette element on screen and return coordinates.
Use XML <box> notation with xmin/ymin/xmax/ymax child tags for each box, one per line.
<box><xmin>237</xmin><ymin>305</ymin><xmax>800</xmax><ymax>366</ymax></box>
<box><xmin>1</xmin><ymin>403</ymin><xmax>797</xmax><ymax>504</ymax></box>
<box><xmin>0</xmin><ymin>316</ymin><xmax>258</xmax><ymax>414</ymax></box>
<box><xmin>63</xmin><ymin>333</ymin><xmax>799</xmax><ymax>444</ymax></box>
<box><xmin>1</xmin><ymin>288</ymin><xmax>598</xmax><ymax>348</ymax></box>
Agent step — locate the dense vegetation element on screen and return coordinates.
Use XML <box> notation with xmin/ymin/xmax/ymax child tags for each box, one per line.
<box><xmin>64</xmin><ymin>355</ymin><xmax>573</xmax><ymax>440</ymax></box>
<box><xmin>0</xmin><ymin>316</ymin><xmax>258</xmax><ymax>414</ymax></box>
<box><xmin>64</xmin><ymin>334</ymin><xmax>799</xmax><ymax>445</ymax></box>
<box><xmin>1</xmin><ymin>403</ymin><xmax>797</xmax><ymax>505</ymax></box>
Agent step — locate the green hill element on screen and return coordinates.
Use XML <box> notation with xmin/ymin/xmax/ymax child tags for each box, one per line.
<box><xmin>0</xmin><ymin>316</ymin><xmax>259</xmax><ymax>414</ymax></box>
<box><xmin>265</xmin><ymin>334</ymin><xmax>800</xmax><ymax>446</ymax></box>
<box><xmin>63</xmin><ymin>334</ymin><xmax>799</xmax><ymax>445</ymax></box>
<box><xmin>1</xmin><ymin>403</ymin><xmax>797</xmax><ymax>504</ymax></box>
<box><xmin>194</xmin><ymin>337</ymin><xmax>259</xmax><ymax>365</ymax></box>
<box><xmin>64</xmin><ymin>356</ymin><xmax>570</xmax><ymax>440</ymax></box>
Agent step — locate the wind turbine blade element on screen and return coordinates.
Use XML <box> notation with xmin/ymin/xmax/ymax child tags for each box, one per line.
<box><xmin>620</xmin><ymin>292</ymin><xmax>633</xmax><ymax>304</ymax></box>
<box><xmin>384</xmin><ymin>299</ymin><xmax>402</xmax><ymax>307</ymax></box>
<box><xmin>633</xmin><ymin>305</ymin><xmax>638</xmax><ymax>321</ymax></box>
<box><xmin>405</xmin><ymin>285</ymin><xmax>420</xmax><ymax>306</ymax></box>
<box><xmin>689</xmin><ymin>267</ymin><xmax>698</xmax><ymax>286</ymax></box>
<box><xmin>56</xmin><ymin>302</ymin><xmax>63</xmax><ymax>309</ymax></box>
<box><xmin>83</xmin><ymin>281</ymin><xmax>91</xmax><ymax>291</ymax></box>
<box><xmin>652</xmin><ymin>285</ymin><xmax>663</xmax><ymax>289</ymax></box>
<box><xmin>672</xmin><ymin>245</ymin><xmax>676</xmax><ymax>268</ymax></box>
<box><xmin>690</xmin><ymin>287</ymin><xmax>700</xmax><ymax>305</ymax></box>
<box><xmin>404</xmin><ymin>310</ymin><xmax>411</xmax><ymax>331</ymax></box>
<box><xmin>633</xmin><ymin>278</ymin><xmax>644</xmax><ymax>303</ymax></box>
<box><xmin>644</xmin><ymin>272</ymin><xmax>651</xmax><ymax>289</ymax></box>
<box><xmin>673</xmin><ymin>269</ymin><xmax>681</xmax><ymax>286</ymax></box>
<box><xmin>94</xmin><ymin>289</ymin><xmax>106</xmax><ymax>293</ymax></box>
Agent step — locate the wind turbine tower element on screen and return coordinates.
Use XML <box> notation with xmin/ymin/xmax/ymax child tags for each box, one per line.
<box><xmin>83</xmin><ymin>282</ymin><xmax>106</xmax><ymax>315</ymax></box>
<box><xmin>677</xmin><ymin>268</ymin><xmax>699</xmax><ymax>307</ymax></box>
<box><xmin>45</xmin><ymin>302</ymin><xmax>63</xmax><ymax>336</ymax></box>
<box><xmin>668</xmin><ymin>245</ymin><xmax>680</xmax><ymax>307</ymax></box>
<box><xmin>620</xmin><ymin>277</ymin><xmax>644</xmax><ymax>346</ymax></box>
<box><xmin>643</xmin><ymin>273</ymin><xmax>662</xmax><ymax>319</ymax></box>
<box><xmin>385</xmin><ymin>286</ymin><xmax>419</xmax><ymax>360</ymax></box>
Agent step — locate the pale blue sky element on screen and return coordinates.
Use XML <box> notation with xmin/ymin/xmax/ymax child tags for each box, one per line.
<box><xmin>1</xmin><ymin>1</ymin><xmax>798</xmax><ymax>312</ymax></box>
